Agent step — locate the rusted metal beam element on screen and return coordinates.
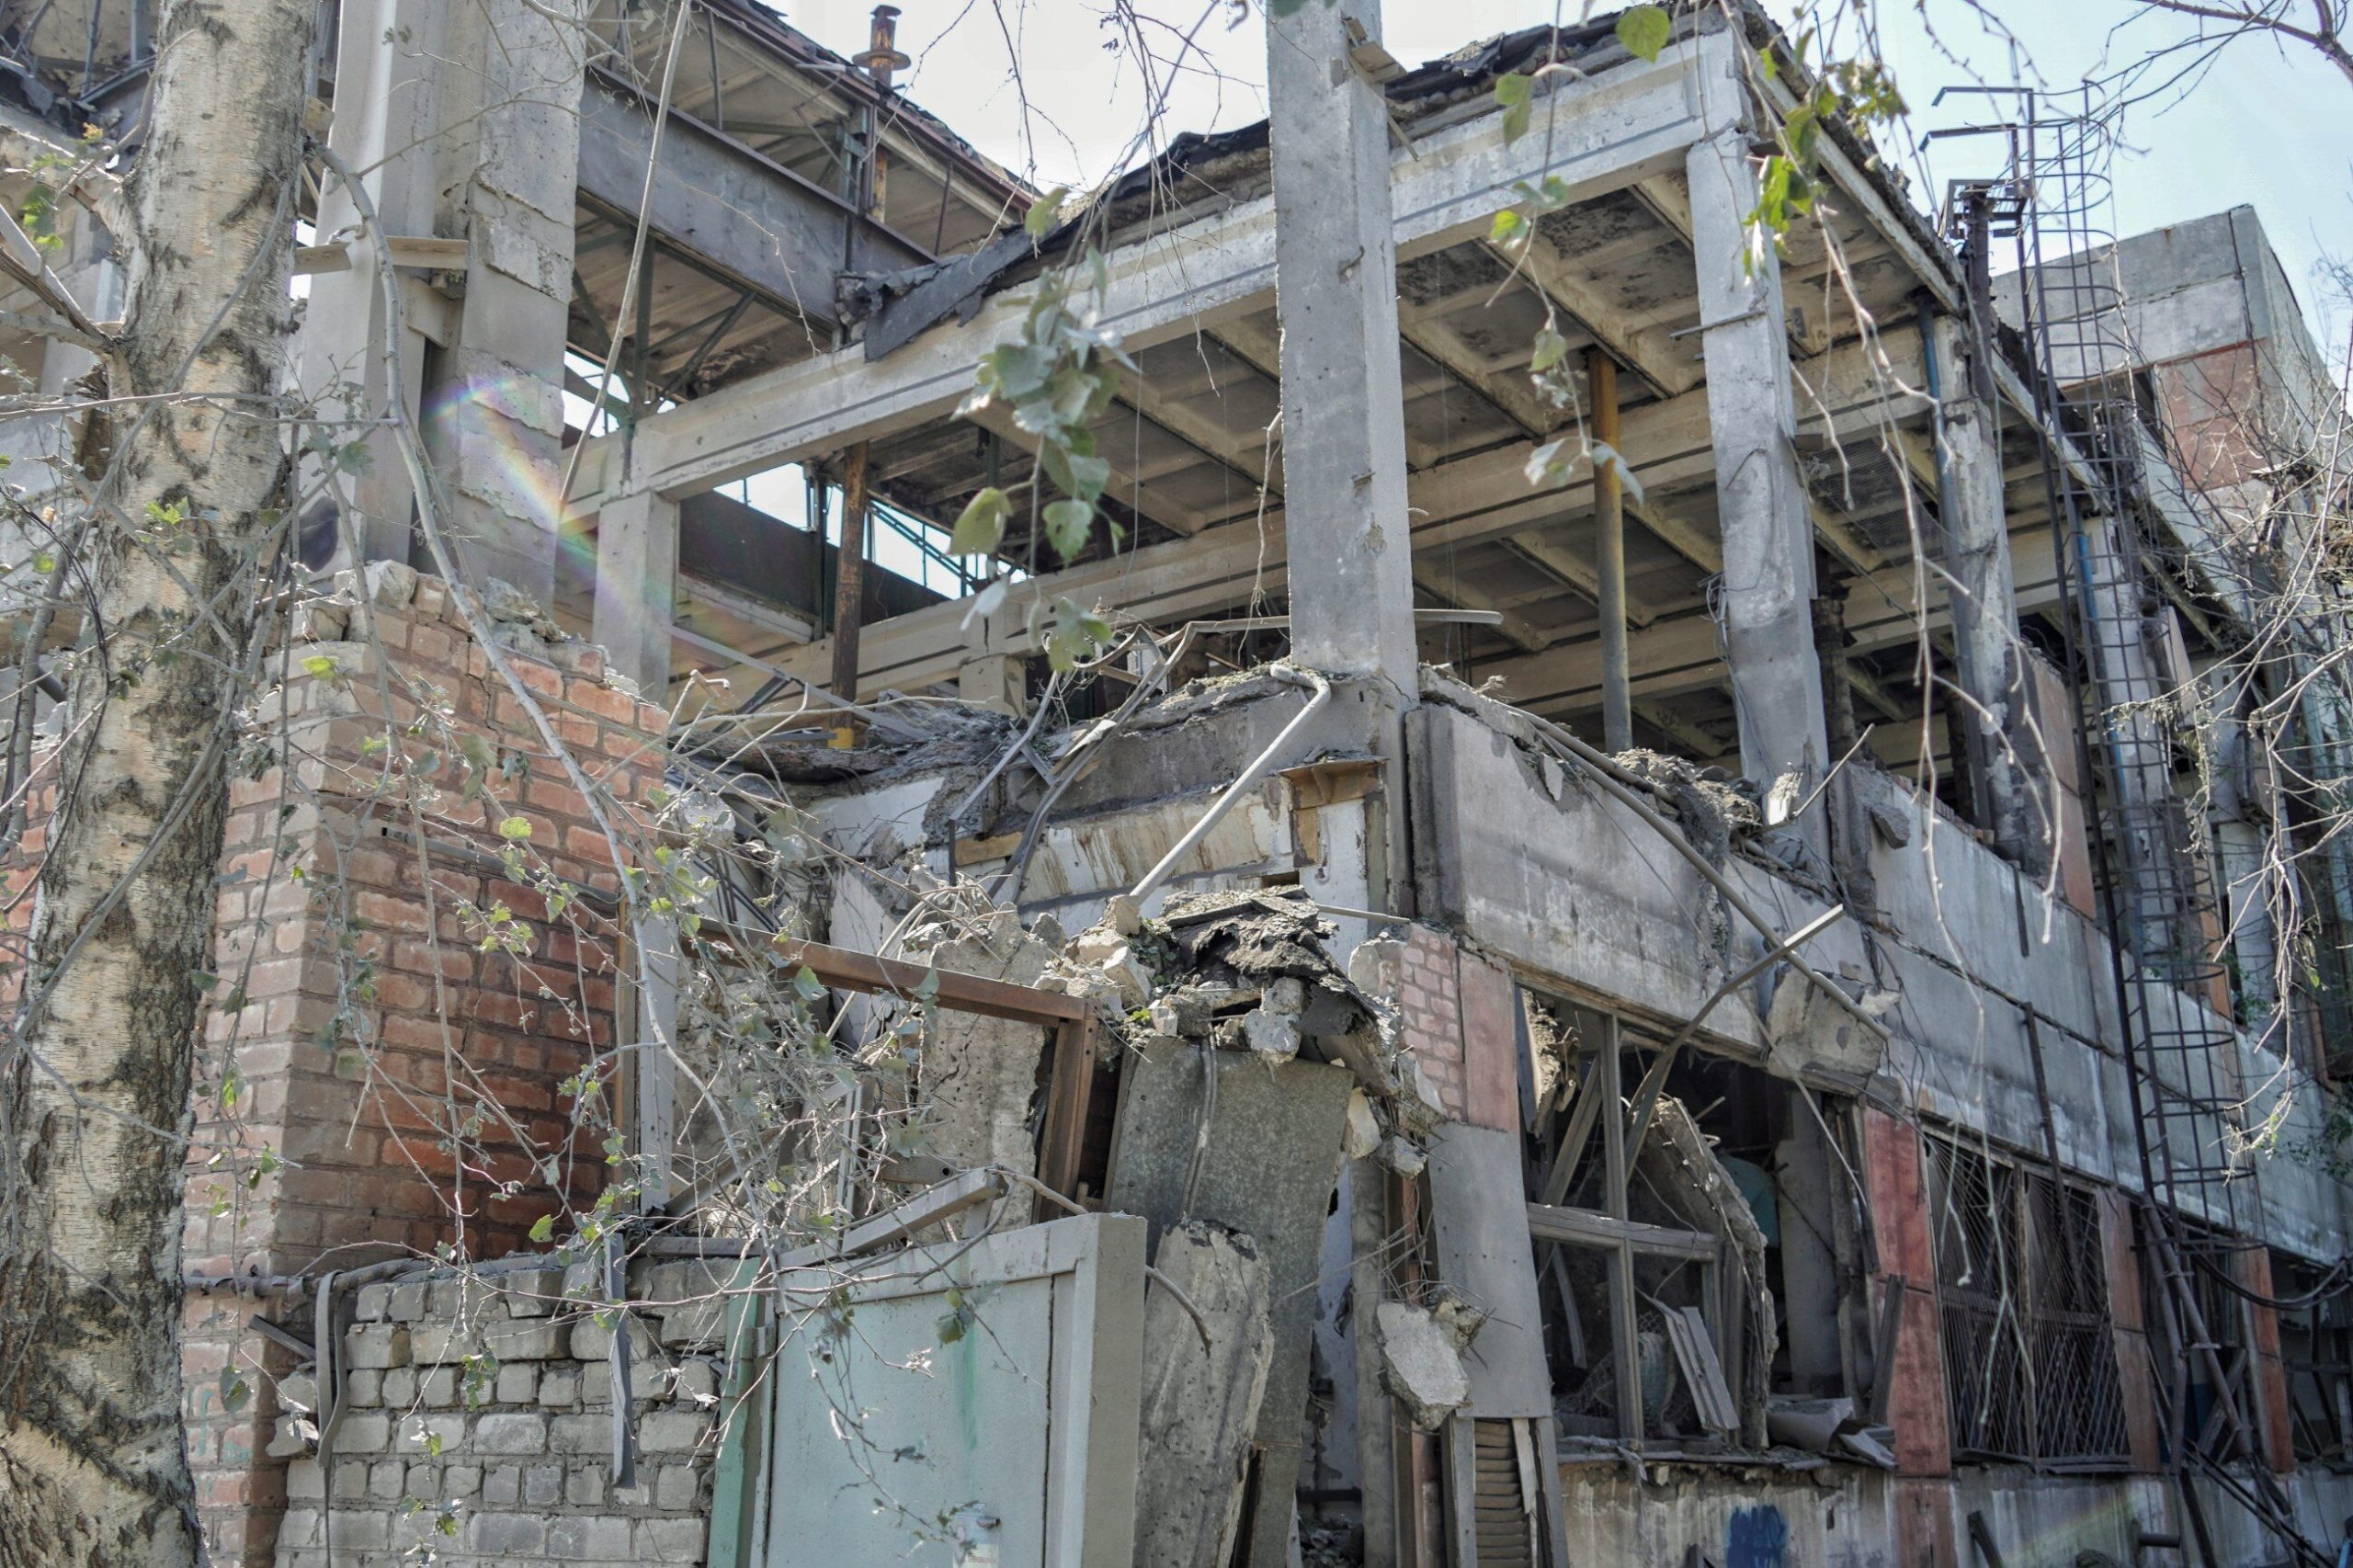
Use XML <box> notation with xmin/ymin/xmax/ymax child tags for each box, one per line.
<box><xmin>771</xmin><ymin>937</ymin><xmax>1090</xmax><ymax>1023</ymax></box>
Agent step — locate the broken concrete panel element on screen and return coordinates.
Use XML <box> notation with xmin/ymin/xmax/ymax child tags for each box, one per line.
<box><xmin>1104</xmin><ymin>1039</ymin><xmax>1355</xmax><ymax>1568</ymax></box>
<box><xmin>1427</xmin><ymin>1122</ymin><xmax>1553</xmax><ymax>1419</ymax></box>
<box><xmin>1374</xmin><ymin>1302</ymin><xmax>1470</xmax><ymax>1429</ymax></box>
<box><xmin>1133</xmin><ymin>1224</ymin><xmax>1274</xmax><ymax>1568</ymax></box>
<box><xmin>1763</xmin><ymin>969</ymin><xmax>1890</xmax><ymax>1085</ymax></box>
<box><xmin>1020</xmin><ymin>788</ymin><xmax>1290</xmax><ymax>904</ymax></box>
<box><xmin>891</xmin><ymin>918</ymin><xmax>1058</xmax><ymax>1187</ymax></box>
<box><xmin>477</xmin><ymin>215</ymin><xmax>572</xmax><ymax>303</ymax></box>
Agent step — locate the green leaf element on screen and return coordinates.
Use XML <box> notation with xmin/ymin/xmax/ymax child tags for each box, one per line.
<box><xmin>1025</xmin><ymin>186</ymin><xmax>1068</xmax><ymax>238</ymax></box>
<box><xmin>529</xmin><ymin>1213</ymin><xmax>556</xmax><ymax>1244</ymax></box>
<box><xmin>1489</xmin><ymin>209</ymin><xmax>1528</xmax><ymax>246</ymax></box>
<box><xmin>949</xmin><ymin>487</ymin><xmax>1013</xmax><ymax>557</ymax></box>
<box><xmin>301</xmin><ymin>654</ymin><xmax>340</xmax><ymax>679</ymax></box>
<box><xmin>1042</xmin><ymin>498</ymin><xmax>1094</xmax><ymax>562</ymax></box>
<box><xmin>1616</xmin><ymin>6</ymin><xmax>1671</xmax><ymax>62</ymax></box>
<box><xmin>937</xmin><ymin>1311</ymin><xmax>966</xmax><ymax>1345</ymax></box>
<box><xmin>1529</xmin><ymin>326</ymin><xmax>1570</xmax><ymax>375</ymax></box>
<box><xmin>1495</xmin><ymin>73</ymin><xmax>1533</xmax><ymax>144</ymax></box>
<box><xmin>496</xmin><ymin>815</ymin><xmax>532</xmax><ymax>841</ymax></box>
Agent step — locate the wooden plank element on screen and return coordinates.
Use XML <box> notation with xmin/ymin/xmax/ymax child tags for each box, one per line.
<box><xmin>1035</xmin><ymin>1015</ymin><xmax>1101</xmax><ymax>1210</ymax></box>
<box><xmin>1525</xmin><ymin>1202</ymin><xmax>1718</xmax><ymax>1262</ymax></box>
<box><xmin>1654</xmin><ymin>1301</ymin><xmax>1738</xmax><ymax>1438</ymax></box>
<box><xmin>773</xmin><ymin>937</ymin><xmax>1091</xmax><ymax>1022</ymax></box>
<box><xmin>1449</xmin><ymin>1414</ymin><xmax>1483</xmax><ymax>1568</ymax></box>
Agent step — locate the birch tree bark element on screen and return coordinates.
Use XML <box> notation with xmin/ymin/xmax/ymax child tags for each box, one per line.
<box><xmin>0</xmin><ymin>0</ymin><xmax>318</xmax><ymax>1558</ymax></box>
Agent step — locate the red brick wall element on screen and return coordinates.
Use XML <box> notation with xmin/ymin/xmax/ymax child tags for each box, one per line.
<box><xmin>1386</xmin><ymin>925</ymin><xmax>1518</xmax><ymax>1132</ymax></box>
<box><xmin>2239</xmin><ymin>1247</ymin><xmax>2296</xmax><ymax>1474</ymax></box>
<box><xmin>1861</xmin><ymin>1107</ymin><xmax>1953</xmax><ymax>1478</ymax></box>
<box><xmin>2098</xmin><ymin>1188</ymin><xmax>2165</xmax><ymax>1471</ymax></box>
<box><xmin>2</xmin><ymin>572</ymin><xmax>667</xmax><ymax>1565</ymax></box>
<box><xmin>2153</xmin><ymin>344</ymin><xmax>2266</xmax><ymax>493</ymax></box>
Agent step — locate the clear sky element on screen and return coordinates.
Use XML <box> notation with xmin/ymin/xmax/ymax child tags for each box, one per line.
<box><xmin>774</xmin><ymin>0</ymin><xmax>2353</xmax><ymax>358</ymax></box>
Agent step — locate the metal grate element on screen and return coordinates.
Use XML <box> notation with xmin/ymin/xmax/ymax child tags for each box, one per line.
<box><xmin>1925</xmin><ymin>1133</ymin><xmax>2130</xmax><ymax>1465</ymax></box>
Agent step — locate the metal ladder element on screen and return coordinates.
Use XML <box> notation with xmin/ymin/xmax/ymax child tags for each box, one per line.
<box><xmin>1956</xmin><ymin>82</ymin><xmax>2324</xmax><ymax>1567</ymax></box>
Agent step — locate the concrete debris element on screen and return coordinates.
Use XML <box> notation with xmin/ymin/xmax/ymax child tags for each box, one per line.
<box><xmin>1104</xmin><ymin>892</ymin><xmax>1143</xmax><ymax>936</ymax></box>
<box><xmin>1865</xmin><ymin>782</ymin><xmax>1915</xmax><ymax>846</ymax></box>
<box><xmin>1763</xmin><ymin>971</ymin><xmax>1890</xmax><ymax>1085</ymax></box>
<box><xmin>1133</xmin><ymin>1223</ymin><xmax>1275</xmax><ymax>1568</ymax></box>
<box><xmin>1766</xmin><ymin>1394</ymin><xmax>1896</xmax><ymax>1469</ymax></box>
<box><xmin>1262</xmin><ymin>976</ymin><xmax>1307</xmax><ymax>1015</ymax></box>
<box><xmin>1341</xmin><ymin>1089</ymin><xmax>1381</xmax><ymax>1160</ymax></box>
<box><xmin>1375</xmin><ymin>1134</ymin><xmax>1426</xmax><ymax>1178</ymax></box>
<box><xmin>361</xmin><ymin>557</ymin><xmax>418</xmax><ymax>608</ymax></box>
<box><xmin>480</xmin><ymin>576</ymin><xmax>567</xmax><ymax>642</ymax></box>
<box><xmin>1149</xmin><ymin>990</ymin><xmax>1215</xmax><ymax>1037</ymax></box>
<box><xmin>1346</xmin><ymin>936</ymin><xmax>1404</xmax><ymax>996</ymax></box>
<box><xmin>1375</xmin><ymin>1301</ymin><xmax>1472</xmax><ymax>1429</ymax></box>
<box><xmin>883</xmin><ymin>913</ymin><xmax>1060</xmax><ymax>1211</ymax></box>
<box><xmin>1071</xmin><ymin>926</ymin><xmax>1128</xmax><ymax>967</ymax></box>
<box><xmin>1239</xmin><ymin>1005</ymin><xmax>1301</xmax><ymax>1062</ymax></box>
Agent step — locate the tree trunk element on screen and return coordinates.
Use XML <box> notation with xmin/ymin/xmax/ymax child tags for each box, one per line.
<box><xmin>0</xmin><ymin>0</ymin><xmax>317</xmax><ymax>1560</ymax></box>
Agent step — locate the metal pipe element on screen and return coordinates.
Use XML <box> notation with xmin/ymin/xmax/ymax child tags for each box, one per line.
<box><xmin>1590</xmin><ymin>347</ymin><xmax>1631</xmax><ymax>753</ymax></box>
<box><xmin>1129</xmin><ymin>666</ymin><xmax>1331</xmax><ymax>905</ymax></box>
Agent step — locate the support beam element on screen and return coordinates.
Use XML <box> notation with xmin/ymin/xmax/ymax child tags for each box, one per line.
<box><xmin>1266</xmin><ymin>0</ymin><xmax>1418</xmax><ymax>687</ymax></box>
<box><xmin>1592</xmin><ymin>349</ymin><xmax>1631</xmax><ymax>752</ymax></box>
<box><xmin>1491</xmin><ymin>232</ymin><xmax>1699</xmax><ymax>397</ymax></box>
<box><xmin>1633</xmin><ymin>697</ymin><xmax>1729</xmax><ymax>759</ymax></box>
<box><xmin>830</xmin><ymin>444</ymin><xmax>871</xmax><ymax>707</ymax></box>
<box><xmin>763</xmin><ymin>331</ymin><xmax>1930</xmax><ymax>699</ymax></box>
<box><xmin>1500</xmin><ymin>531</ymin><xmax>1658</xmax><ymax>627</ymax></box>
<box><xmin>1687</xmin><ymin>119</ymin><xmax>1829</xmax><ymax>836</ymax></box>
<box><xmin>576</xmin><ymin>69</ymin><xmax>926</xmax><ymax>325</ymax></box>
<box><xmin>591</xmin><ymin>490</ymin><xmax>681</xmax><ymax>699</ymax></box>
<box><xmin>1398</xmin><ymin>298</ymin><xmax>1562</xmax><ymax>437</ymax></box>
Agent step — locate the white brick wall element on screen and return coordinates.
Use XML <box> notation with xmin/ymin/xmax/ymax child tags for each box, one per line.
<box><xmin>273</xmin><ymin>1259</ymin><xmax>733</xmax><ymax>1566</ymax></box>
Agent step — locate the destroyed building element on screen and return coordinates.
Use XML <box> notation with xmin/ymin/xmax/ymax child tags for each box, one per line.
<box><xmin>2</xmin><ymin>1</ymin><xmax>2352</xmax><ymax>1565</ymax></box>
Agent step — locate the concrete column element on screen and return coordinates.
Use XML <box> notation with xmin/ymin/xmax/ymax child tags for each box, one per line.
<box><xmin>1264</xmin><ymin>0</ymin><xmax>1416</xmax><ymax>690</ymax></box>
<box><xmin>1684</xmin><ymin>126</ymin><xmax>1829</xmax><ymax>837</ymax></box>
<box><xmin>295</xmin><ymin>0</ymin><xmax>443</xmax><ymax>568</ymax></box>
<box><xmin>1927</xmin><ymin>312</ymin><xmax>2033</xmax><ymax>866</ymax></box>
<box><xmin>589</xmin><ymin>491</ymin><xmax>678</xmax><ymax>700</ymax></box>
<box><xmin>299</xmin><ymin>0</ymin><xmax>585</xmax><ymax>603</ymax></box>
<box><xmin>1259</xmin><ymin>13</ymin><xmax>1419</xmax><ymax>1557</ymax></box>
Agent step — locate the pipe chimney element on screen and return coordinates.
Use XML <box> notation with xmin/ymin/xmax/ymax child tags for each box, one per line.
<box><xmin>856</xmin><ymin>6</ymin><xmax>911</xmax><ymax>91</ymax></box>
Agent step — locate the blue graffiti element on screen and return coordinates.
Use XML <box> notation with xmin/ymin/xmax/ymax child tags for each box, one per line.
<box><xmin>1727</xmin><ymin>1504</ymin><xmax>1790</xmax><ymax>1568</ymax></box>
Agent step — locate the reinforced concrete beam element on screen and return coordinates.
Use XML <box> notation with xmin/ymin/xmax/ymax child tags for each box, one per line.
<box><xmin>568</xmin><ymin>36</ymin><xmax>1722</xmax><ymax>504</ymax></box>
<box><xmin>753</xmin><ymin>330</ymin><xmax>1929</xmax><ymax>697</ymax></box>
<box><xmin>575</xmin><ymin>69</ymin><xmax>928</xmax><ymax>327</ymax></box>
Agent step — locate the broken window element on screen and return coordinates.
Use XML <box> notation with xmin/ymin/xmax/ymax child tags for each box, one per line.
<box><xmin>1923</xmin><ymin>1131</ymin><xmax>2131</xmax><ymax>1467</ymax></box>
<box><xmin>1518</xmin><ymin>992</ymin><xmax>1802</xmax><ymax>1450</ymax></box>
<box><xmin>2275</xmin><ymin>1254</ymin><xmax>2353</xmax><ymax>1465</ymax></box>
